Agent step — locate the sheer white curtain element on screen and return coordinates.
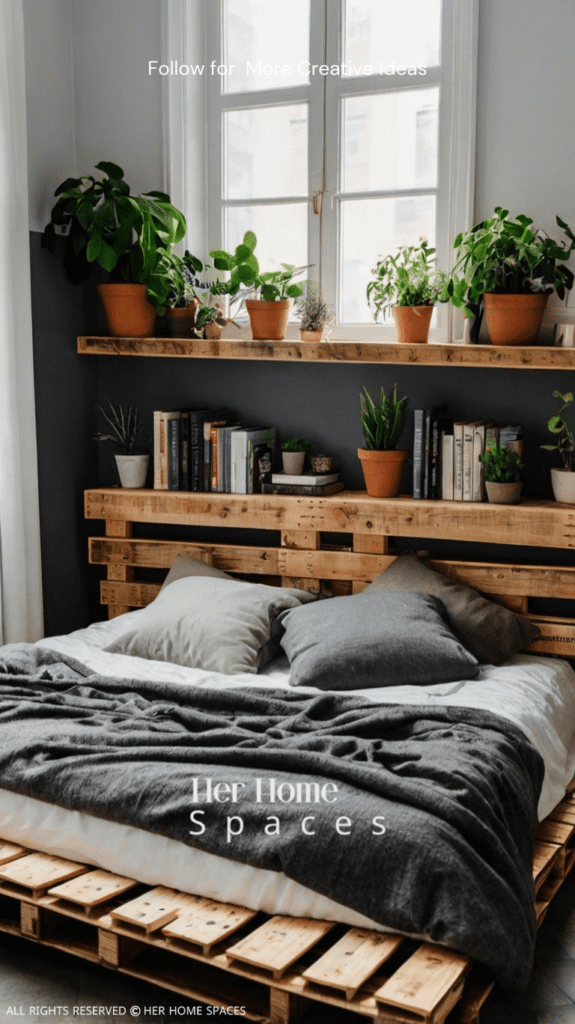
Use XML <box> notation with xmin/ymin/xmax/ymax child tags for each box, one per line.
<box><xmin>0</xmin><ymin>0</ymin><xmax>43</xmax><ymax>643</ymax></box>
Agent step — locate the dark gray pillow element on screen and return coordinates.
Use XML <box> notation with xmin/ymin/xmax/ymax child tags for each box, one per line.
<box><xmin>364</xmin><ymin>553</ymin><xmax>539</xmax><ymax>665</ymax></box>
<box><xmin>278</xmin><ymin>591</ymin><xmax>479</xmax><ymax>690</ymax></box>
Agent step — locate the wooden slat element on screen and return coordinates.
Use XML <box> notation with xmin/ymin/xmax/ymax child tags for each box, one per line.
<box><xmin>77</xmin><ymin>336</ymin><xmax>575</xmax><ymax>370</ymax></box>
<box><xmin>162</xmin><ymin>895</ymin><xmax>257</xmax><ymax>954</ymax></box>
<box><xmin>48</xmin><ymin>870</ymin><xmax>138</xmax><ymax>910</ymax></box>
<box><xmin>0</xmin><ymin>842</ymin><xmax>27</xmax><ymax>866</ymax></box>
<box><xmin>527</xmin><ymin>618</ymin><xmax>575</xmax><ymax>657</ymax></box>
<box><xmin>494</xmin><ymin>594</ymin><xmax>529</xmax><ymax>614</ymax></box>
<box><xmin>110</xmin><ymin>886</ymin><xmax>185</xmax><ymax>933</ymax></box>
<box><xmin>536</xmin><ymin>819</ymin><xmax>575</xmax><ymax>846</ymax></box>
<box><xmin>427</xmin><ymin>559</ymin><xmax>575</xmax><ymax>599</ymax></box>
<box><xmin>353</xmin><ymin>534</ymin><xmax>389</xmax><ymax>554</ymax></box>
<box><xmin>280</xmin><ymin>530</ymin><xmax>320</xmax><ymax>550</ymax></box>
<box><xmin>21</xmin><ymin>903</ymin><xmax>42</xmax><ymax>939</ymax></box>
<box><xmin>85</xmin><ymin>490</ymin><xmax>575</xmax><ymax>551</ymax></box>
<box><xmin>375</xmin><ymin>944</ymin><xmax>470</xmax><ymax>1022</ymax></box>
<box><xmin>302</xmin><ymin>928</ymin><xmax>402</xmax><ymax>1000</ymax></box>
<box><xmin>0</xmin><ymin>853</ymin><xmax>87</xmax><ymax>897</ymax></box>
<box><xmin>533</xmin><ymin>842</ymin><xmax>561</xmax><ymax>891</ymax></box>
<box><xmin>226</xmin><ymin>916</ymin><xmax>334</xmax><ymax>979</ymax></box>
<box><xmin>101</xmin><ymin>580</ymin><xmax>161</xmax><ymax>609</ymax></box>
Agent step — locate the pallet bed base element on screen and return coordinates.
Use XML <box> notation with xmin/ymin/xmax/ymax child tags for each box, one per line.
<box><xmin>1</xmin><ymin>791</ymin><xmax>575</xmax><ymax>1024</ymax></box>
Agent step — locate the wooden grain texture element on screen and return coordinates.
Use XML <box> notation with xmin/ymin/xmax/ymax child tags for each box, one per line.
<box><xmin>374</xmin><ymin>944</ymin><xmax>470</xmax><ymax>1021</ymax></box>
<box><xmin>77</xmin><ymin>336</ymin><xmax>575</xmax><ymax>370</ymax></box>
<box><xmin>85</xmin><ymin>490</ymin><xmax>575</xmax><ymax>549</ymax></box>
<box><xmin>48</xmin><ymin>870</ymin><xmax>138</xmax><ymax>909</ymax></box>
<box><xmin>226</xmin><ymin>916</ymin><xmax>334</xmax><ymax>979</ymax></box>
<box><xmin>0</xmin><ymin>853</ymin><xmax>87</xmax><ymax>896</ymax></box>
<box><xmin>162</xmin><ymin>895</ymin><xmax>257</xmax><ymax>954</ymax></box>
<box><xmin>110</xmin><ymin>886</ymin><xmax>185</xmax><ymax>933</ymax></box>
<box><xmin>0</xmin><ymin>842</ymin><xmax>27</xmax><ymax>866</ymax></box>
<box><xmin>302</xmin><ymin>929</ymin><xmax>403</xmax><ymax>999</ymax></box>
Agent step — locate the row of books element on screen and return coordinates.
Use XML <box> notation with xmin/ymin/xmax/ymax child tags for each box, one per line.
<box><xmin>413</xmin><ymin>406</ymin><xmax>522</xmax><ymax>501</ymax></box>
<box><xmin>153</xmin><ymin>409</ymin><xmax>276</xmax><ymax>493</ymax></box>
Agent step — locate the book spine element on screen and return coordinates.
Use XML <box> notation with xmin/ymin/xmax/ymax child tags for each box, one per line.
<box><xmin>442</xmin><ymin>434</ymin><xmax>454</xmax><ymax>500</ymax></box>
<box><xmin>453</xmin><ymin>423</ymin><xmax>464</xmax><ymax>501</ymax></box>
<box><xmin>190</xmin><ymin>413</ymin><xmax>204</xmax><ymax>491</ymax></box>
<box><xmin>204</xmin><ymin>422</ymin><xmax>212</xmax><ymax>491</ymax></box>
<box><xmin>412</xmin><ymin>410</ymin><xmax>425</xmax><ymax>499</ymax></box>
<box><xmin>423</xmin><ymin>409</ymin><xmax>433</xmax><ymax>499</ymax></box>
<box><xmin>430</xmin><ymin>418</ymin><xmax>441</xmax><ymax>500</ymax></box>
<box><xmin>462</xmin><ymin>423</ymin><xmax>474</xmax><ymax>501</ymax></box>
<box><xmin>153</xmin><ymin>411</ymin><xmax>166</xmax><ymax>490</ymax></box>
<box><xmin>180</xmin><ymin>412</ymin><xmax>190</xmax><ymax>491</ymax></box>
<box><xmin>211</xmin><ymin>425</ymin><xmax>219</xmax><ymax>492</ymax></box>
<box><xmin>472</xmin><ymin>425</ymin><xmax>486</xmax><ymax>502</ymax></box>
<box><xmin>167</xmin><ymin>417</ymin><xmax>180</xmax><ymax>491</ymax></box>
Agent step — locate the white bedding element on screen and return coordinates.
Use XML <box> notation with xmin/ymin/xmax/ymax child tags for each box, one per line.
<box><xmin>1</xmin><ymin>610</ymin><xmax>575</xmax><ymax>932</ymax></box>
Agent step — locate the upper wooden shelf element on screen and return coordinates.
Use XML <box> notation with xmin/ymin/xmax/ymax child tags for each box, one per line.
<box><xmin>85</xmin><ymin>489</ymin><xmax>575</xmax><ymax>549</ymax></box>
<box><xmin>77</xmin><ymin>336</ymin><xmax>575</xmax><ymax>369</ymax></box>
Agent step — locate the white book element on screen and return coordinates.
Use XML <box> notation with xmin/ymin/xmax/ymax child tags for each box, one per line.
<box><xmin>462</xmin><ymin>422</ymin><xmax>478</xmax><ymax>501</ymax></box>
<box><xmin>271</xmin><ymin>471</ymin><xmax>340</xmax><ymax>486</ymax></box>
<box><xmin>442</xmin><ymin>434</ymin><xmax>454</xmax><ymax>500</ymax></box>
<box><xmin>453</xmin><ymin>422</ymin><xmax>466</xmax><ymax>501</ymax></box>
<box><xmin>472</xmin><ymin>422</ymin><xmax>488</xmax><ymax>502</ymax></box>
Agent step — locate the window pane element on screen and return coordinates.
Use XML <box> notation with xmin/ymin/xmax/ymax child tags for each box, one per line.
<box><xmin>223</xmin><ymin>0</ymin><xmax>311</xmax><ymax>94</ymax></box>
<box><xmin>340</xmin><ymin>195</ymin><xmax>436</xmax><ymax>323</ymax></box>
<box><xmin>226</xmin><ymin>203</ymin><xmax>308</xmax><ymax>277</ymax></box>
<box><xmin>343</xmin><ymin>0</ymin><xmax>441</xmax><ymax>73</ymax></box>
<box><xmin>342</xmin><ymin>89</ymin><xmax>438</xmax><ymax>193</ymax></box>
<box><xmin>224</xmin><ymin>105</ymin><xmax>308</xmax><ymax>200</ymax></box>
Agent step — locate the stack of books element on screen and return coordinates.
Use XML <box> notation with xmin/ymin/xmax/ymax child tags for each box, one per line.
<box><xmin>262</xmin><ymin>470</ymin><xmax>344</xmax><ymax>496</ymax></box>
<box><xmin>413</xmin><ymin>409</ymin><xmax>522</xmax><ymax>502</ymax></box>
<box><xmin>153</xmin><ymin>410</ymin><xmax>276</xmax><ymax>493</ymax></box>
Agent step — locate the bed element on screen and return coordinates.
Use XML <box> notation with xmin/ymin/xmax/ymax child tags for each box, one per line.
<box><xmin>1</xmin><ymin>489</ymin><xmax>575</xmax><ymax>1024</ymax></box>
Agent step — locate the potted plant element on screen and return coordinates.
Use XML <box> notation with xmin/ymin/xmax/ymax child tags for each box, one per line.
<box><xmin>94</xmin><ymin>401</ymin><xmax>148</xmax><ymax>488</ymax></box>
<box><xmin>297</xmin><ymin>284</ymin><xmax>334</xmax><ymax>342</ymax></box>
<box><xmin>208</xmin><ymin>232</ymin><xmax>260</xmax><ymax>309</ymax></box>
<box><xmin>478</xmin><ymin>444</ymin><xmax>523</xmax><ymax>504</ymax></box>
<box><xmin>42</xmin><ymin>161</ymin><xmax>186</xmax><ymax>337</ymax></box>
<box><xmin>447</xmin><ymin>208</ymin><xmax>575</xmax><ymax>345</ymax></box>
<box><xmin>245</xmin><ymin>265</ymin><xmax>307</xmax><ymax>341</ymax></box>
<box><xmin>162</xmin><ymin>251</ymin><xmax>205</xmax><ymax>336</ymax></box>
<box><xmin>358</xmin><ymin>384</ymin><xmax>409</xmax><ymax>497</ymax></box>
<box><xmin>281</xmin><ymin>438</ymin><xmax>311</xmax><ymax>475</ymax></box>
<box><xmin>541</xmin><ymin>390</ymin><xmax>575</xmax><ymax>504</ymax></box>
<box><xmin>193</xmin><ymin>301</ymin><xmax>228</xmax><ymax>340</ymax></box>
<box><xmin>366</xmin><ymin>240</ymin><xmax>446</xmax><ymax>344</ymax></box>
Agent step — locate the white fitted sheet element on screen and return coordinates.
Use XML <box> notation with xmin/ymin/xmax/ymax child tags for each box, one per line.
<box><xmin>0</xmin><ymin>610</ymin><xmax>574</xmax><ymax>932</ymax></box>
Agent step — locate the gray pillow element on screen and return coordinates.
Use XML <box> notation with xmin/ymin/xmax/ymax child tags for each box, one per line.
<box><xmin>278</xmin><ymin>590</ymin><xmax>479</xmax><ymax>690</ymax></box>
<box><xmin>106</xmin><ymin>576</ymin><xmax>316</xmax><ymax>675</ymax></box>
<box><xmin>365</xmin><ymin>553</ymin><xmax>539</xmax><ymax>665</ymax></box>
<box><xmin>161</xmin><ymin>553</ymin><xmax>235</xmax><ymax>589</ymax></box>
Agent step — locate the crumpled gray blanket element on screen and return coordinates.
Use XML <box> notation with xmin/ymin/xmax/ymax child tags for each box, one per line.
<box><xmin>0</xmin><ymin>643</ymin><xmax>544</xmax><ymax>989</ymax></box>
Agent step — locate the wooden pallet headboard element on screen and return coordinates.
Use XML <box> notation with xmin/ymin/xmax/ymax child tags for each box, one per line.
<box><xmin>86</xmin><ymin>488</ymin><xmax>575</xmax><ymax>659</ymax></box>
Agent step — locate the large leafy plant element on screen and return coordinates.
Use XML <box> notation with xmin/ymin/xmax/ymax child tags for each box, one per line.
<box><xmin>42</xmin><ymin>161</ymin><xmax>186</xmax><ymax>310</ymax></box>
<box><xmin>447</xmin><ymin>208</ymin><xmax>575</xmax><ymax>318</ymax></box>
<box><xmin>478</xmin><ymin>444</ymin><xmax>523</xmax><ymax>483</ymax></box>
<box><xmin>360</xmin><ymin>384</ymin><xmax>408</xmax><ymax>451</ymax></box>
<box><xmin>541</xmin><ymin>390</ymin><xmax>575</xmax><ymax>472</ymax></box>
<box><xmin>367</xmin><ymin>240</ymin><xmax>446</xmax><ymax>321</ymax></box>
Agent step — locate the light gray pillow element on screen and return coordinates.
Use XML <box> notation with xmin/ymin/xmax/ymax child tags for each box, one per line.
<box><xmin>161</xmin><ymin>553</ymin><xmax>235</xmax><ymax>589</ymax></box>
<box><xmin>106</xmin><ymin>575</ymin><xmax>316</xmax><ymax>675</ymax></box>
<box><xmin>278</xmin><ymin>590</ymin><xmax>479</xmax><ymax>690</ymax></box>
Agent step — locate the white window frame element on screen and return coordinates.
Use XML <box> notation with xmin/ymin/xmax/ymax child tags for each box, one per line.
<box><xmin>164</xmin><ymin>0</ymin><xmax>478</xmax><ymax>343</ymax></box>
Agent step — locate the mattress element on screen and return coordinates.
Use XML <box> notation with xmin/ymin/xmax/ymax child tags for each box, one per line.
<box><xmin>1</xmin><ymin>609</ymin><xmax>575</xmax><ymax>933</ymax></box>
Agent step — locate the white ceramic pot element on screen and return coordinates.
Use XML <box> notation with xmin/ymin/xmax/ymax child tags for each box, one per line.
<box><xmin>282</xmin><ymin>450</ymin><xmax>306</xmax><ymax>475</ymax></box>
<box><xmin>551</xmin><ymin>467</ymin><xmax>575</xmax><ymax>505</ymax></box>
<box><xmin>115</xmin><ymin>454</ymin><xmax>149</xmax><ymax>488</ymax></box>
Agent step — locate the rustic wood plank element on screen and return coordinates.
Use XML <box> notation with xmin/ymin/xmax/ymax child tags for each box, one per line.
<box><xmin>427</xmin><ymin>560</ymin><xmax>575</xmax><ymax>598</ymax></box>
<box><xmin>0</xmin><ymin>842</ymin><xmax>27</xmax><ymax>866</ymax></box>
<box><xmin>105</xmin><ymin>520</ymin><xmax>133</xmax><ymax>538</ymax></box>
<box><xmin>98</xmin><ymin>929</ymin><xmax>145</xmax><ymax>967</ymax></box>
<box><xmin>226</xmin><ymin>916</ymin><xmax>334</xmax><ymax>979</ymax></box>
<box><xmin>527</xmin><ymin>618</ymin><xmax>575</xmax><ymax>657</ymax></box>
<box><xmin>353</xmin><ymin>534</ymin><xmax>389</xmax><ymax>554</ymax></box>
<box><xmin>85</xmin><ymin>490</ymin><xmax>575</xmax><ymax>550</ymax></box>
<box><xmin>536</xmin><ymin>819</ymin><xmax>575</xmax><ymax>846</ymax></box>
<box><xmin>48</xmin><ymin>870</ymin><xmax>138</xmax><ymax>910</ymax></box>
<box><xmin>374</xmin><ymin>944</ymin><xmax>470</xmax><ymax>1021</ymax></box>
<box><xmin>110</xmin><ymin>886</ymin><xmax>185</xmax><ymax>933</ymax></box>
<box><xmin>303</xmin><ymin>928</ymin><xmax>403</xmax><ymax>1000</ymax></box>
<box><xmin>268</xmin><ymin>989</ymin><xmax>309</xmax><ymax>1024</ymax></box>
<box><xmin>77</xmin><ymin>336</ymin><xmax>575</xmax><ymax>370</ymax></box>
<box><xmin>533</xmin><ymin>842</ymin><xmax>562</xmax><ymax>891</ymax></box>
<box><xmin>0</xmin><ymin>853</ymin><xmax>87</xmax><ymax>897</ymax></box>
<box><xmin>493</xmin><ymin>594</ymin><xmax>529</xmax><ymax>613</ymax></box>
<box><xmin>162</xmin><ymin>895</ymin><xmax>257</xmax><ymax>954</ymax></box>
<box><xmin>21</xmin><ymin>903</ymin><xmax>42</xmax><ymax>939</ymax></box>
<box><xmin>101</xmin><ymin>580</ymin><xmax>161</xmax><ymax>609</ymax></box>
<box><xmin>280</xmin><ymin>530</ymin><xmax>320</xmax><ymax>550</ymax></box>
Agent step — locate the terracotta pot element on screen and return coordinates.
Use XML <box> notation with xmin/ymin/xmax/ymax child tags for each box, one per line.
<box><xmin>98</xmin><ymin>284</ymin><xmax>157</xmax><ymax>338</ymax></box>
<box><xmin>391</xmin><ymin>305</ymin><xmax>433</xmax><ymax>344</ymax></box>
<box><xmin>246</xmin><ymin>299</ymin><xmax>291</xmax><ymax>340</ymax></box>
<box><xmin>551</xmin><ymin>467</ymin><xmax>575</xmax><ymax>504</ymax></box>
<box><xmin>114</xmin><ymin>454</ymin><xmax>149</xmax><ymax>488</ymax></box>
<box><xmin>483</xmin><ymin>292</ymin><xmax>549</xmax><ymax>346</ymax></box>
<box><xmin>299</xmin><ymin>329</ymin><xmax>324</xmax><ymax>343</ymax></box>
<box><xmin>358</xmin><ymin>448</ymin><xmax>409</xmax><ymax>498</ymax></box>
<box><xmin>484</xmin><ymin>480</ymin><xmax>523</xmax><ymax>504</ymax></box>
<box><xmin>282</xmin><ymin>450</ymin><xmax>306</xmax><ymax>475</ymax></box>
<box><xmin>204</xmin><ymin>322</ymin><xmax>224</xmax><ymax>340</ymax></box>
<box><xmin>164</xmin><ymin>299</ymin><xmax>200</xmax><ymax>337</ymax></box>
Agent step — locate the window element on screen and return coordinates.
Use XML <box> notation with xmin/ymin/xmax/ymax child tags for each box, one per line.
<box><xmin>169</xmin><ymin>0</ymin><xmax>478</xmax><ymax>341</ymax></box>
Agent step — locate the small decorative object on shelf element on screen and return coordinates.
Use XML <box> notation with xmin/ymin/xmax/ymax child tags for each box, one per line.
<box><xmin>448</xmin><ymin>208</ymin><xmax>575</xmax><ymax>346</ymax></box>
<box><xmin>366</xmin><ymin>239</ymin><xmax>447</xmax><ymax>345</ymax></box>
<box><xmin>281</xmin><ymin>437</ymin><xmax>311</xmax><ymax>475</ymax></box>
<box><xmin>309</xmin><ymin>453</ymin><xmax>333</xmax><ymax>473</ymax></box>
<box><xmin>93</xmin><ymin>400</ymin><xmax>149</xmax><ymax>489</ymax></box>
<box><xmin>479</xmin><ymin>443</ymin><xmax>523</xmax><ymax>504</ymax></box>
<box><xmin>41</xmin><ymin>161</ymin><xmax>187</xmax><ymax>338</ymax></box>
<box><xmin>358</xmin><ymin>383</ymin><xmax>409</xmax><ymax>497</ymax></box>
<box><xmin>297</xmin><ymin>284</ymin><xmax>334</xmax><ymax>342</ymax></box>
<box><xmin>542</xmin><ymin>389</ymin><xmax>575</xmax><ymax>504</ymax></box>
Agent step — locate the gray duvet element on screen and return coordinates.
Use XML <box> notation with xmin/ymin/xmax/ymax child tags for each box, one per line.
<box><xmin>0</xmin><ymin>643</ymin><xmax>544</xmax><ymax>989</ymax></box>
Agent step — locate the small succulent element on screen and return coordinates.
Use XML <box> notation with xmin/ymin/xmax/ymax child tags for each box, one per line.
<box><xmin>282</xmin><ymin>437</ymin><xmax>311</xmax><ymax>452</ymax></box>
<box><xmin>93</xmin><ymin>400</ymin><xmax>143</xmax><ymax>455</ymax></box>
<box><xmin>479</xmin><ymin>443</ymin><xmax>523</xmax><ymax>483</ymax></box>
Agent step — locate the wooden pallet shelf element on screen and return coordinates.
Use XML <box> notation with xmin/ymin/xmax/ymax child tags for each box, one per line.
<box><xmin>77</xmin><ymin>336</ymin><xmax>575</xmax><ymax>369</ymax></box>
<box><xmin>1</xmin><ymin>794</ymin><xmax>574</xmax><ymax>1024</ymax></box>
